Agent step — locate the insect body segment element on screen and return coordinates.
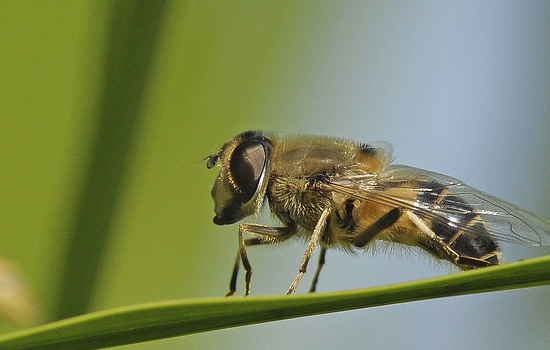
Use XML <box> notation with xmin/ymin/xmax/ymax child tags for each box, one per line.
<box><xmin>207</xmin><ymin>131</ymin><xmax>550</xmax><ymax>296</ymax></box>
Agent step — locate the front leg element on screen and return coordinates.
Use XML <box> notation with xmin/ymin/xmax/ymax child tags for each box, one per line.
<box><xmin>229</xmin><ymin>223</ymin><xmax>294</xmax><ymax>296</ymax></box>
<box><xmin>226</xmin><ymin>237</ymin><xmax>261</xmax><ymax>297</ymax></box>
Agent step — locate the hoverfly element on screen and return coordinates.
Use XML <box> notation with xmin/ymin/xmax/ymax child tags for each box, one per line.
<box><xmin>206</xmin><ymin>131</ymin><xmax>550</xmax><ymax>296</ymax></box>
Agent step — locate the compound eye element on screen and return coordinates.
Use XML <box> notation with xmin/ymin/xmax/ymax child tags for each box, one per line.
<box><xmin>229</xmin><ymin>140</ymin><xmax>267</xmax><ymax>203</ymax></box>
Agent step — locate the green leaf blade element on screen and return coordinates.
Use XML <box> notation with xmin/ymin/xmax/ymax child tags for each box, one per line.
<box><xmin>54</xmin><ymin>0</ymin><xmax>169</xmax><ymax>320</ymax></box>
<box><xmin>1</xmin><ymin>255</ymin><xmax>549</xmax><ymax>350</ymax></box>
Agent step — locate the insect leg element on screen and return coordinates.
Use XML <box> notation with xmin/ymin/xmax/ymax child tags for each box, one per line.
<box><xmin>234</xmin><ymin>223</ymin><xmax>294</xmax><ymax>296</ymax></box>
<box><xmin>308</xmin><ymin>246</ymin><xmax>327</xmax><ymax>293</ymax></box>
<box><xmin>287</xmin><ymin>208</ymin><xmax>331</xmax><ymax>295</ymax></box>
<box><xmin>352</xmin><ymin>207</ymin><xmax>403</xmax><ymax>247</ymax></box>
<box><xmin>226</xmin><ymin>237</ymin><xmax>262</xmax><ymax>297</ymax></box>
<box><xmin>403</xmin><ymin>211</ymin><xmax>461</xmax><ymax>264</ymax></box>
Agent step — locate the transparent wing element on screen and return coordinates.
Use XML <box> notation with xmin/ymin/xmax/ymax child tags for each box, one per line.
<box><xmin>325</xmin><ymin>165</ymin><xmax>550</xmax><ymax>246</ymax></box>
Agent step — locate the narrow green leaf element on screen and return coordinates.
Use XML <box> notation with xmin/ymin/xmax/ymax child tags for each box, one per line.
<box><xmin>1</xmin><ymin>255</ymin><xmax>549</xmax><ymax>350</ymax></box>
<box><xmin>54</xmin><ymin>1</ymin><xmax>168</xmax><ymax>320</ymax></box>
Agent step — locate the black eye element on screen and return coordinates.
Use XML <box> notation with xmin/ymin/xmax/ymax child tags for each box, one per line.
<box><xmin>229</xmin><ymin>140</ymin><xmax>267</xmax><ymax>203</ymax></box>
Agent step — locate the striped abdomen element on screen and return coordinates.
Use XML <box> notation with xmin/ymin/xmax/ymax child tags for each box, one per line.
<box><xmin>418</xmin><ymin>181</ymin><xmax>501</xmax><ymax>269</ymax></box>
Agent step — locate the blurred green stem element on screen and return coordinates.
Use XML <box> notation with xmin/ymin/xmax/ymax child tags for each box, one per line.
<box><xmin>54</xmin><ymin>1</ymin><xmax>168</xmax><ymax>320</ymax></box>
